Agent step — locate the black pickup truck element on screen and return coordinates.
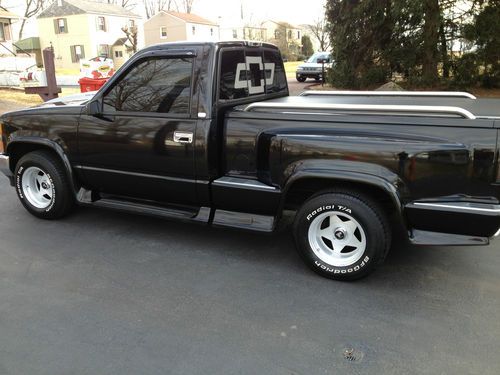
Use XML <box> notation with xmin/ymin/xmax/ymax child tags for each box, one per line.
<box><xmin>1</xmin><ymin>41</ymin><xmax>500</xmax><ymax>280</ymax></box>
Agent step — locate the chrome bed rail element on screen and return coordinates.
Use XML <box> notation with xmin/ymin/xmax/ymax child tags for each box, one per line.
<box><xmin>243</xmin><ymin>102</ymin><xmax>476</xmax><ymax>119</ymax></box>
<box><xmin>299</xmin><ymin>90</ymin><xmax>477</xmax><ymax>99</ymax></box>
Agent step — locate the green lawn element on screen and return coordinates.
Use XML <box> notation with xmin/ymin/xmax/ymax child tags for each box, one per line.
<box><xmin>284</xmin><ymin>61</ymin><xmax>302</xmax><ymax>77</ymax></box>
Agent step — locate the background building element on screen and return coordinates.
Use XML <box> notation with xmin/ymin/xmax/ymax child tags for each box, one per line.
<box><xmin>0</xmin><ymin>8</ymin><xmax>18</xmax><ymax>57</ymax></box>
<box><xmin>37</xmin><ymin>0</ymin><xmax>142</xmax><ymax>70</ymax></box>
<box><xmin>144</xmin><ymin>11</ymin><xmax>219</xmax><ymax>46</ymax></box>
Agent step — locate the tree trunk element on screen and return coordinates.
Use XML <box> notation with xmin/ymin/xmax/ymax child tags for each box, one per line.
<box><xmin>422</xmin><ymin>0</ymin><xmax>440</xmax><ymax>85</ymax></box>
<box><xmin>439</xmin><ymin>19</ymin><xmax>450</xmax><ymax>78</ymax></box>
<box><xmin>18</xmin><ymin>18</ymin><xmax>27</xmax><ymax>40</ymax></box>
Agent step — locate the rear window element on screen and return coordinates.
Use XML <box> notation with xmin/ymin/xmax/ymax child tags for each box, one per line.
<box><xmin>219</xmin><ymin>47</ymin><xmax>287</xmax><ymax>101</ymax></box>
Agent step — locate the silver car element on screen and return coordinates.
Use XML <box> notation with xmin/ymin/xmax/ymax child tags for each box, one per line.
<box><xmin>296</xmin><ymin>52</ymin><xmax>332</xmax><ymax>82</ymax></box>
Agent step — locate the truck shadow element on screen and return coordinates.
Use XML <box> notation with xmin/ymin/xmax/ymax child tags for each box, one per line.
<box><xmin>66</xmin><ymin>205</ymin><xmax>484</xmax><ymax>288</ymax></box>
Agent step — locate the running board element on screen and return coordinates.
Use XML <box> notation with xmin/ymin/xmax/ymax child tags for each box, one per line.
<box><xmin>76</xmin><ymin>189</ymin><xmax>210</xmax><ymax>223</ymax></box>
<box><xmin>409</xmin><ymin>229</ymin><xmax>489</xmax><ymax>246</ymax></box>
<box><xmin>212</xmin><ymin>209</ymin><xmax>275</xmax><ymax>232</ymax></box>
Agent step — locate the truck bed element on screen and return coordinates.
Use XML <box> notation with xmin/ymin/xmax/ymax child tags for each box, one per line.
<box><xmin>237</xmin><ymin>92</ymin><xmax>500</xmax><ymax>122</ymax></box>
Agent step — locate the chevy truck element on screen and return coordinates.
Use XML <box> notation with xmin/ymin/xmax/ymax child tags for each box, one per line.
<box><xmin>1</xmin><ymin>41</ymin><xmax>500</xmax><ymax>280</ymax></box>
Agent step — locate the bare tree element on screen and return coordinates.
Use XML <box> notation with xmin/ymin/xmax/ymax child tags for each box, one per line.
<box><xmin>144</xmin><ymin>0</ymin><xmax>177</xmax><ymax>19</ymax></box>
<box><xmin>307</xmin><ymin>17</ymin><xmax>331</xmax><ymax>52</ymax></box>
<box><xmin>121</xmin><ymin>25</ymin><xmax>138</xmax><ymax>53</ymax></box>
<box><xmin>107</xmin><ymin>0</ymin><xmax>138</xmax><ymax>10</ymax></box>
<box><xmin>19</xmin><ymin>0</ymin><xmax>48</xmax><ymax>40</ymax></box>
<box><xmin>180</xmin><ymin>0</ymin><xmax>195</xmax><ymax>13</ymax></box>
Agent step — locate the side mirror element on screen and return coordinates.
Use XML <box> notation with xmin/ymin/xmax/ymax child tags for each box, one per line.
<box><xmin>317</xmin><ymin>58</ymin><xmax>327</xmax><ymax>64</ymax></box>
<box><xmin>87</xmin><ymin>99</ymin><xmax>102</xmax><ymax>116</ymax></box>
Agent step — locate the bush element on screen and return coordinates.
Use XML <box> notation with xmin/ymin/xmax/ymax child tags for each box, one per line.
<box><xmin>328</xmin><ymin>62</ymin><xmax>389</xmax><ymax>89</ymax></box>
<box><xmin>451</xmin><ymin>53</ymin><xmax>480</xmax><ymax>89</ymax></box>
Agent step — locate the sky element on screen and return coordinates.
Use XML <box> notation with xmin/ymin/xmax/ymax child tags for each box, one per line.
<box><xmin>2</xmin><ymin>0</ymin><xmax>328</xmax><ymax>39</ymax></box>
<box><xmin>191</xmin><ymin>0</ymin><xmax>327</xmax><ymax>26</ymax></box>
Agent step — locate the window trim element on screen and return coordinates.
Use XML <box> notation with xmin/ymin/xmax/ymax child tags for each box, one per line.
<box><xmin>55</xmin><ymin>18</ymin><xmax>67</xmax><ymax>34</ymax></box>
<box><xmin>160</xmin><ymin>26</ymin><xmax>167</xmax><ymax>39</ymax></box>
<box><xmin>100</xmin><ymin>53</ymin><xmax>197</xmax><ymax>118</ymax></box>
<box><xmin>70</xmin><ymin>44</ymin><xmax>85</xmax><ymax>63</ymax></box>
<box><xmin>97</xmin><ymin>16</ymin><xmax>106</xmax><ymax>32</ymax></box>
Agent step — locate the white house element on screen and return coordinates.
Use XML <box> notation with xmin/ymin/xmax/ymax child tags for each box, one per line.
<box><xmin>144</xmin><ymin>11</ymin><xmax>219</xmax><ymax>46</ymax></box>
<box><xmin>37</xmin><ymin>0</ymin><xmax>143</xmax><ymax>70</ymax></box>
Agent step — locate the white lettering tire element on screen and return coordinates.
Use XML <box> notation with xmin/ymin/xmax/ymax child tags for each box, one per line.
<box><xmin>293</xmin><ymin>191</ymin><xmax>391</xmax><ymax>280</ymax></box>
<box><xmin>15</xmin><ymin>150</ymin><xmax>74</xmax><ymax>220</ymax></box>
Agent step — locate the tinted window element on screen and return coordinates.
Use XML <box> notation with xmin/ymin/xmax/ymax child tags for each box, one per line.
<box><xmin>219</xmin><ymin>49</ymin><xmax>248</xmax><ymax>100</ymax></box>
<box><xmin>103</xmin><ymin>57</ymin><xmax>192</xmax><ymax>114</ymax></box>
<box><xmin>219</xmin><ymin>48</ymin><xmax>287</xmax><ymax>100</ymax></box>
<box><xmin>263</xmin><ymin>49</ymin><xmax>287</xmax><ymax>94</ymax></box>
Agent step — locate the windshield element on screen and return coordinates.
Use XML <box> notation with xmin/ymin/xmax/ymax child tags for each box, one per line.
<box><xmin>307</xmin><ymin>53</ymin><xmax>331</xmax><ymax>63</ymax></box>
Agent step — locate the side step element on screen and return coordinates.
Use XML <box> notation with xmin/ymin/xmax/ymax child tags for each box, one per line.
<box><xmin>409</xmin><ymin>229</ymin><xmax>489</xmax><ymax>246</ymax></box>
<box><xmin>75</xmin><ymin>188</ymin><xmax>276</xmax><ymax>231</ymax></box>
<box><xmin>212</xmin><ymin>209</ymin><xmax>275</xmax><ymax>232</ymax></box>
<box><xmin>76</xmin><ymin>189</ymin><xmax>210</xmax><ymax>223</ymax></box>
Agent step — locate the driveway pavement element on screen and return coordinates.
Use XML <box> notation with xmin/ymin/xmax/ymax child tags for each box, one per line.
<box><xmin>1</xmin><ymin>81</ymin><xmax>500</xmax><ymax>375</ymax></box>
<box><xmin>0</xmin><ymin>176</ymin><xmax>500</xmax><ymax>375</ymax></box>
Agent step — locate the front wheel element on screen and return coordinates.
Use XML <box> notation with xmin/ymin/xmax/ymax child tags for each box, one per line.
<box><xmin>15</xmin><ymin>150</ymin><xmax>74</xmax><ymax>219</ymax></box>
<box><xmin>293</xmin><ymin>191</ymin><xmax>390</xmax><ymax>280</ymax></box>
<box><xmin>296</xmin><ymin>76</ymin><xmax>306</xmax><ymax>82</ymax></box>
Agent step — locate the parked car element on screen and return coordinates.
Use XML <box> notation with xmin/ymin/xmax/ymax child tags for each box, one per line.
<box><xmin>295</xmin><ymin>52</ymin><xmax>332</xmax><ymax>82</ymax></box>
<box><xmin>1</xmin><ymin>41</ymin><xmax>500</xmax><ymax>280</ymax></box>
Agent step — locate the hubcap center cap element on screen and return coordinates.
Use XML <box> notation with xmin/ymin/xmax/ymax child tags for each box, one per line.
<box><xmin>41</xmin><ymin>182</ymin><xmax>49</xmax><ymax>189</ymax></box>
<box><xmin>334</xmin><ymin>228</ymin><xmax>347</xmax><ymax>240</ymax></box>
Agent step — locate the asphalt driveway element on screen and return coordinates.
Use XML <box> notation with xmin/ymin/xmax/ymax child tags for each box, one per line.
<box><xmin>0</xmin><ymin>175</ymin><xmax>499</xmax><ymax>375</ymax></box>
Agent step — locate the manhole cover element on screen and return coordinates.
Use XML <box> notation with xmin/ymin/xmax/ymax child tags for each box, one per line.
<box><xmin>343</xmin><ymin>347</ymin><xmax>365</xmax><ymax>362</ymax></box>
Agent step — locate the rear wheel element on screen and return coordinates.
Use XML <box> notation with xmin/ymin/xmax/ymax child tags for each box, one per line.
<box><xmin>293</xmin><ymin>191</ymin><xmax>390</xmax><ymax>280</ymax></box>
<box><xmin>15</xmin><ymin>150</ymin><xmax>74</xmax><ymax>219</ymax></box>
<box><xmin>296</xmin><ymin>76</ymin><xmax>306</xmax><ymax>82</ymax></box>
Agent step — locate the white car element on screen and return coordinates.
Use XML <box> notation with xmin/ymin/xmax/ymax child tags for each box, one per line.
<box><xmin>296</xmin><ymin>52</ymin><xmax>332</xmax><ymax>82</ymax></box>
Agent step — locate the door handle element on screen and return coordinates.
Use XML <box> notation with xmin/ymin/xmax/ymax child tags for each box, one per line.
<box><xmin>173</xmin><ymin>131</ymin><xmax>193</xmax><ymax>144</ymax></box>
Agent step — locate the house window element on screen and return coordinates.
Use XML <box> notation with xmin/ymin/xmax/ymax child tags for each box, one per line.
<box><xmin>210</xmin><ymin>28</ymin><xmax>213</xmax><ymax>36</ymax></box>
<box><xmin>0</xmin><ymin>23</ymin><xmax>7</xmax><ymax>41</ymax></box>
<box><xmin>54</xmin><ymin>18</ymin><xmax>67</xmax><ymax>34</ymax></box>
<box><xmin>114</xmin><ymin>50</ymin><xmax>123</xmax><ymax>58</ymax></box>
<box><xmin>97</xmin><ymin>16</ymin><xmax>106</xmax><ymax>31</ymax></box>
<box><xmin>232</xmin><ymin>29</ymin><xmax>237</xmax><ymax>38</ymax></box>
<box><xmin>97</xmin><ymin>44</ymin><xmax>110</xmax><ymax>57</ymax></box>
<box><xmin>70</xmin><ymin>45</ymin><xmax>85</xmax><ymax>63</ymax></box>
<box><xmin>274</xmin><ymin>30</ymin><xmax>279</xmax><ymax>39</ymax></box>
<box><xmin>288</xmin><ymin>30</ymin><xmax>292</xmax><ymax>39</ymax></box>
<box><xmin>128</xmin><ymin>19</ymin><xmax>135</xmax><ymax>28</ymax></box>
<box><xmin>103</xmin><ymin>57</ymin><xmax>193</xmax><ymax>114</ymax></box>
<box><xmin>160</xmin><ymin>26</ymin><xmax>167</xmax><ymax>38</ymax></box>
<box><xmin>297</xmin><ymin>31</ymin><xmax>300</xmax><ymax>39</ymax></box>
<box><xmin>192</xmin><ymin>26</ymin><xmax>195</xmax><ymax>35</ymax></box>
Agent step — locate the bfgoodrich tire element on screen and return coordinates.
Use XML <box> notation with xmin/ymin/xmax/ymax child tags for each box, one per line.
<box><xmin>15</xmin><ymin>150</ymin><xmax>74</xmax><ymax>219</ymax></box>
<box><xmin>293</xmin><ymin>191</ymin><xmax>391</xmax><ymax>280</ymax></box>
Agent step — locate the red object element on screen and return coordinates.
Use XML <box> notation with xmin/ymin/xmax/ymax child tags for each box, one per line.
<box><xmin>78</xmin><ymin>77</ymin><xmax>108</xmax><ymax>93</ymax></box>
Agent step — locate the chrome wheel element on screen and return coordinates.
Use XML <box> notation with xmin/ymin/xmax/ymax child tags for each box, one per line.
<box><xmin>21</xmin><ymin>166</ymin><xmax>53</xmax><ymax>209</ymax></box>
<box><xmin>308</xmin><ymin>211</ymin><xmax>366</xmax><ymax>267</ymax></box>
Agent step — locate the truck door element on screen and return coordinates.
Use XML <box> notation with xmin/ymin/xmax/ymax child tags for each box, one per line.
<box><xmin>77</xmin><ymin>53</ymin><xmax>199</xmax><ymax>206</ymax></box>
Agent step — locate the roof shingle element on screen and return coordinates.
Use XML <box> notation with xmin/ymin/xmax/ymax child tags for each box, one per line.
<box><xmin>38</xmin><ymin>0</ymin><xmax>140</xmax><ymax>19</ymax></box>
<box><xmin>165</xmin><ymin>11</ymin><xmax>217</xmax><ymax>26</ymax></box>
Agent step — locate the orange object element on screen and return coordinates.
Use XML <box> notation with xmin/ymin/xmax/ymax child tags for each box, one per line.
<box><xmin>78</xmin><ymin>77</ymin><xmax>108</xmax><ymax>93</ymax></box>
